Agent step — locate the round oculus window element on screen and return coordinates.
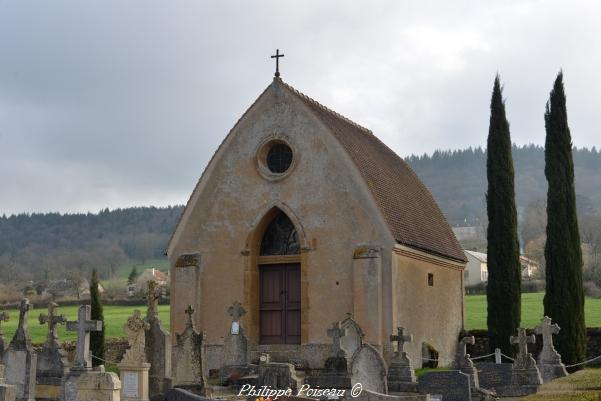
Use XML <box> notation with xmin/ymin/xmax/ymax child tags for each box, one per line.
<box><xmin>266</xmin><ymin>143</ymin><xmax>293</xmax><ymax>174</ymax></box>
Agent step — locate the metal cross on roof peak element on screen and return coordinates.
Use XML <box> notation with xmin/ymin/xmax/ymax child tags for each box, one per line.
<box><xmin>271</xmin><ymin>49</ymin><xmax>285</xmax><ymax>78</ymax></box>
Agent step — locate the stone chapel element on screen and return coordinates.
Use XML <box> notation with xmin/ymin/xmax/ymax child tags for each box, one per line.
<box><xmin>167</xmin><ymin>75</ymin><xmax>467</xmax><ymax>373</ymax></box>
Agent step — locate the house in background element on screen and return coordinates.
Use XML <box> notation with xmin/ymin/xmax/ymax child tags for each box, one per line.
<box><xmin>464</xmin><ymin>250</ymin><xmax>488</xmax><ymax>286</ymax></box>
<box><xmin>129</xmin><ymin>268</ymin><xmax>169</xmax><ymax>296</ymax></box>
<box><xmin>520</xmin><ymin>256</ymin><xmax>541</xmax><ymax>280</ymax></box>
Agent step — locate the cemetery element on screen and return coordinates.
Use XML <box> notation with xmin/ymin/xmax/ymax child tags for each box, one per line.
<box><xmin>2</xmin><ymin>23</ymin><xmax>601</xmax><ymax>401</ymax></box>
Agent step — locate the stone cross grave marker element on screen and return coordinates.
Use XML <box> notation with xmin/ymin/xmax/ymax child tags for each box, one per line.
<box><xmin>387</xmin><ymin>326</ymin><xmax>417</xmax><ymax>392</ymax></box>
<box><xmin>227</xmin><ymin>301</ymin><xmax>246</xmax><ymax>335</ymax></box>
<box><xmin>534</xmin><ymin>316</ymin><xmax>567</xmax><ymax>382</ymax></box>
<box><xmin>39</xmin><ymin>302</ymin><xmax>67</xmax><ymax>349</ymax></box>
<box><xmin>144</xmin><ymin>280</ymin><xmax>172</xmax><ymax>397</ymax></box>
<box><xmin>119</xmin><ymin>310</ymin><xmax>150</xmax><ymax>401</ymax></box>
<box><xmin>509</xmin><ymin>327</ymin><xmax>542</xmax><ymax>395</ymax></box>
<box><xmin>4</xmin><ymin>299</ymin><xmax>37</xmax><ymax>401</ymax></box>
<box><xmin>172</xmin><ymin>305</ymin><xmax>206</xmax><ymax>390</ymax></box>
<box><xmin>327</xmin><ymin>322</ymin><xmax>346</xmax><ymax>357</ymax></box>
<box><xmin>146</xmin><ymin>281</ymin><xmax>161</xmax><ymax>321</ymax></box>
<box><xmin>390</xmin><ymin>326</ymin><xmax>412</xmax><ymax>355</ymax></box>
<box><xmin>510</xmin><ymin>328</ymin><xmax>536</xmax><ymax>369</ymax></box>
<box><xmin>66</xmin><ymin>305</ymin><xmax>103</xmax><ymax>370</ymax></box>
<box><xmin>453</xmin><ymin>336</ymin><xmax>479</xmax><ymax>390</ymax></box>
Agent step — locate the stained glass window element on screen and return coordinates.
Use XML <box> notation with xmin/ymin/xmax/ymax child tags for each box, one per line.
<box><xmin>266</xmin><ymin>143</ymin><xmax>293</xmax><ymax>174</ymax></box>
<box><xmin>260</xmin><ymin>211</ymin><xmax>300</xmax><ymax>255</ymax></box>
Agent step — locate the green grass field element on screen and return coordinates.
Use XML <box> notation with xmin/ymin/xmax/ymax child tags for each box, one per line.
<box><xmin>1</xmin><ymin>305</ymin><xmax>170</xmax><ymax>344</ymax></box>
<box><xmin>465</xmin><ymin>292</ymin><xmax>601</xmax><ymax>330</ymax></box>
<box><xmin>1</xmin><ymin>292</ymin><xmax>599</xmax><ymax>344</ymax></box>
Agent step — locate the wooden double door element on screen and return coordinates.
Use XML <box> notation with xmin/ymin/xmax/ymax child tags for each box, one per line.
<box><xmin>259</xmin><ymin>263</ymin><xmax>301</xmax><ymax>344</ymax></box>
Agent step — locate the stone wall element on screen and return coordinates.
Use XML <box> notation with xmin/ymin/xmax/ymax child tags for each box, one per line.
<box><xmin>464</xmin><ymin>328</ymin><xmax>601</xmax><ymax>364</ymax></box>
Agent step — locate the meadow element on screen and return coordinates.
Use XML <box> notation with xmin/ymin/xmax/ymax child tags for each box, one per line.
<box><xmin>1</xmin><ymin>292</ymin><xmax>600</xmax><ymax>343</ymax></box>
<box><xmin>464</xmin><ymin>292</ymin><xmax>601</xmax><ymax>330</ymax></box>
<box><xmin>1</xmin><ymin>304</ymin><xmax>170</xmax><ymax>343</ymax></box>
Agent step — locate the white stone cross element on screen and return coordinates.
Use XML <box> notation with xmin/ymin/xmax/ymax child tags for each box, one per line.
<box><xmin>535</xmin><ymin>316</ymin><xmax>560</xmax><ymax>350</ymax></box>
<box><xmin>39</xmin><ymin>302</ymin><xmax>67</xmax><ymax>347</ymax></box>
<box><xmin>66</xmin><ymin>305</ymin><xmax>103</xmax><ymax>370</ymax></box>
<box><xmin>390</xmin><ymin>327</ymin><xmax>413</xmax><ymax>354</ymax></box>
<box><xmin>510</xmin><ymin>327</ymin><xmax>536</xmax><ymax>362</ymax></box>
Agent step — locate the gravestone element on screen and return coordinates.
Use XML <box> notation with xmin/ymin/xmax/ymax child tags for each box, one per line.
<box><xmin>172</xmin><ymin>306</ymin><xmax>206</xmax><ymax>393</ymax></box>
<box><xmin>534</xmin><ymin>316</ymin><xmax>568</xmax><ymax>382</ymax></box>
<box><xmin>476</xmin><ymin>363</ymin><xmax>512</xmax><ymax>395</ymax></box>
<box><xmin>340</xmin><ymin>315</ymin><xmax>364</xmax><ymax>365</ymax></box>
<box><xmin>350</xmin><ymin>344</ymin><xmax>387</xmax><ymax>394</ymax></box>
<box><xmin>306</xmin><ymin>322</ymin><xmax>352</xmax><ymax>389</ymax></box>
<box><xmin>118</xmin><ymin>310</ymin><xmax>150</xmax><ymax>401</ymax></box>
<box><xmin>387</xmin><ymin>327</ymin><xmax>417</xmax><ymax>393</ymax></box>
<box><xmin>0</xmin><ymin>364</ymin><xmax>16</xmax><ymax>401</ymax></box>
<box><xmin>4</xmin><ymin>299</ymin><xmax>37</xmax><ymax>401</ymax></box>
<box><xmin>508</xmin><ymin>328</ymin><xmax>542</xmax><ymax>396</ymax></box>
<box><xmin>0</xmin><ymin>312</ymin><xmax>9</xmax><ymax>361</ymax></box>
<box><xmin>63</xmin><ymin>305</ymin><xmax>103</xmax><ymax>401</ymax></box>
<box><xmin>257</xmin><ymin>362</ymin><xmax>302</xmax><ymax>391</ymax></box>
<box><xmin>36</xmin><ymin>302</ymin><xmax>69</xmax><ymax>401</ymax></box>
<box><xmin>76</xmin><ymin>366</ymin><xmax>121</xmax><ymax>401</ymax></box>
<box><xmin>418</xmin><ymin>370</ymin><xmax>471</xmax><ymax>401</ymax></box>
<box><xmin>144</xmin><ymin>281</ymin><xmax>171</xmax><ymax>397</ymax></box>
<box><xmin>452</xmin><ymin>336</ymin><xmax>478</xmax><ymax>389</ymax></box>
<box><xmin>220</xmin><ymin>301</ymin><xmax>250</xmax><ymax>385</ymax></box>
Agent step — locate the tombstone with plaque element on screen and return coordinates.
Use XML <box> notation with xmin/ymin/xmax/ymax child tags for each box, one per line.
<box><xmin>220</xmin><ymin>301</ymin><xmax>250</xmax><ymax>385</ymax></box>
<box><xmin>118</xmin><ymin>310</ymin><xmax>150</xmax><ymax>401</ymax></box>
<box><xmin>418</xmin><ymin>370</ymin><xmax>472</xmax><ymax>401</ymax></box>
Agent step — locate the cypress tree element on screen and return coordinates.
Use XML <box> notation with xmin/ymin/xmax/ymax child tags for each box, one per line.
<box><xmin>90</xmin><ymin>269</ymin><xmax>106</xmax><ymax>367</ymax></box>
<box><xmin>544</xmin><ymin>71</ymin><xmax>586</xmax><ymax>366</ymax></box>
<box><xmin>486</xmin><ymin>75</ymin><xmax>521</xmax><ymax>355</ymax></box>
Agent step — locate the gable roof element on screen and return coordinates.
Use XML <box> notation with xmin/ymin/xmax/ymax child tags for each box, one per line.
<box><xmin>168</xmin><ymin>78</ymin><xmax>466</xmax><ymax>263</ymax></box>
<box><xmin>281</xmin><ymin>80</ymin><xmax>466</xmax><ymax>263</ymax></box>
<box><xmin>465</xmin><ymin>250</ymin><xmax>488</xmax><ymax>263</ymax></box>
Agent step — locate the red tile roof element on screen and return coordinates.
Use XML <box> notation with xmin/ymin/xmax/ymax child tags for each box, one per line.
<box><xmin>282</xmin><ymin>80</ymin><xmax>467</xmax><ymax>263</ymax></box>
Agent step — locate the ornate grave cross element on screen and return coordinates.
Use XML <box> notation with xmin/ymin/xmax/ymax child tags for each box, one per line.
<box><xmin>11</xmin><ymin>298</ymin><xmax>32</xmax><ymax>348</ymax></box>
<box><xmin>271</xmin><ymin>49</ymin><xmax>285</xmax><ymax>77</ymax></box>
<box><xmin>390</xmin><ymin>327</ymin><xmax>413</xmax><ymax>355</ymax></box>
<box><xmin>510</xmin><ymin>327</ymin><xmax>536</xmax><ymax>365</ymax></box>
<box><xmin>122</xmin><ymin>310</ymin><xmax>150</xmax><ymax>364</ymax></box>
<box><xmin>146</xmin><ymin>280</ymin><xmax>161</xmax><ymax>320</ymax></box>
<box><xmin>228</xmin><ymin>301</ymin><xmax>246</xmax><ymax>322</ymax></box>
<box><xmin>66</xmin><ymin>305</ymin><xmax>103</xmax><ymax>370</ymax></box>
<box><xmin>184</xmin><ymin>304</ymin><xmax>195</xmax><ymax>329</ymax></box>
<box><xmin>327</xmin><ymin>321</ymin><xmax>346</xmax><ymax>356</ymax></box>
<box><xmin>535</xmin><ymin>316</ymin><xmax>560</xmax><ymax>351</ymax></box>
<box><xmin>39</xmin><ymin>302</ymin><xmax>67</xmax><ymax>347</ymax></box>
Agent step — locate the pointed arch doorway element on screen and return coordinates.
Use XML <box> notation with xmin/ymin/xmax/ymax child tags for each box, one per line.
<box><xmin>258</xmin><ymin>211</ymin><xmax>301</xmax><ymax>344</ymax></box>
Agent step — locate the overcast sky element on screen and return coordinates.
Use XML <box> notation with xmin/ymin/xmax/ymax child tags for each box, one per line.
<box><xmin>1</xmin><ymin>1</ymin><xmax>600</xmax><ymax>215</ymax></box>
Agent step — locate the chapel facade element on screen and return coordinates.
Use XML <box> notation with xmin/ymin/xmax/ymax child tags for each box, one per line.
<box><xmin>167</xmin><ymin>77</ymin><xmax>467</xmax><ymax>372</ymax></box>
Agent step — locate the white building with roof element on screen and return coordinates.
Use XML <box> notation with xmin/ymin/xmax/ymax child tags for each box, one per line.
<box><xmin>464</xmin><ymin>250</ymin><xmax>488</xmax><ymax>286</ymax></box>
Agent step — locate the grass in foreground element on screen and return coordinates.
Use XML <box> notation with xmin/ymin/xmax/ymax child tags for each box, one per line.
<box><xmin>1</xmin><ymin>304</ymin><xmax>170</xmax><ymax>344</ymax></box>
<box><xmin>521</xmin><ymin>368</ymin><xmax>601</xmax><ymax>401</ymax></box>
<box><xmin>464</xmin><ymin>292</ymin><xmax>601</xmax><ymax>330</ymax></box>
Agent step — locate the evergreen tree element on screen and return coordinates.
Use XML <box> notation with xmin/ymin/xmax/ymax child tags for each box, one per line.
<box><xmin>127</xmin><ymin>266</ymin><xmax>138</xmax><ymax>285</ymax></box>
<box><xmin>544</xmin><ymin>71</ymin><xmax>586</xmax><ymax>366</ymax></box>
<box><xmin>90</xmin><ymin>269</ymin><xmax>105</xmax><ymax>367</ymax></box>
<box><xmin>486</xmin><ymin>75</ymin><xmax>522</xmax><ymax>355</ymax></box>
